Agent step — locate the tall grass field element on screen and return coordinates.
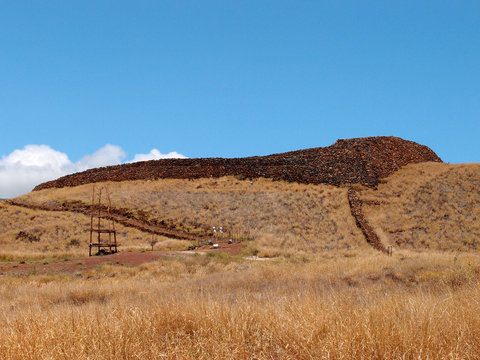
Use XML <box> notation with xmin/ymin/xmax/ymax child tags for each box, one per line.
<box><xmin>1</xmin><ymin>162</ymin><xmax>479</xmax><ymax>359</ymax></box>
<box><xmin>1</xmin><ymin>251</ymin><xmax>480</xmax><ymax>359</ymax></box>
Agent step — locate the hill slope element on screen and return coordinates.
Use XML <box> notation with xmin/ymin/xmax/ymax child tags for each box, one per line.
<box><xmin>0</xmin><ymin>200</ymin><xmax>186</xmax><ymax>258</ymax></box>
<box><xmin>12</xmin><ymin>162</ymin><xmax>480</xmax><ymax>255</ymax></box>
<box><xmin>360</xmin><ymin>162</ymin><xmax>480</xmax><ymax>251</ymax></box>
<box><xmin>18</xmin><ymin>178</ymin><xmax>368</xmax><ymax>257</ymax></box>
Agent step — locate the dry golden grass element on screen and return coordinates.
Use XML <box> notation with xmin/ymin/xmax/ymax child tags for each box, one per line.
<box><xmin>0</xmin><ymin>201</ymin><xmax>189</xmax><ymax>259</ymax></box>
<box><xmin>17</xmin><ymin>177</ymin><xmax>368</xmax><ymax>257</ymax></box>
<box><xmin>360</xmin><ymin>162</ymin><xmax>480</xmax><ymax>251</ymax></box>
<box><xmin>1</xmin><ymin>250</ymin><xmax>480</xmax><ymax>359</ymax></box>
<box><xmin>1</xmin><ymin>163</ymin><xmax>479</xmax><ymax>358</ymax></box>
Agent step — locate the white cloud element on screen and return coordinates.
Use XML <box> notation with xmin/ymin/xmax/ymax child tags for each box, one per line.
<box><xmin>0</xmin><ymin>144</ymin><xmax>186</xmax><ymax>198</ymax></box>
<box><xmin>129</xmin><ymin>149</ymin><xmax>186</xmax><ymax>162</ymax></box>
<box><xmin>1</xmin><ymin>145</ymin><xmax>70</xmax><ymax>169</ymax></box>
<box><xmin>0</xmin><ymin>145</ymin><xmax>71</xmax><ymax>199</ymax></box>
<box><xmin>76</xmin><ymin>144</ymin><xmax>126</xmax><ymax>170</ymax></box>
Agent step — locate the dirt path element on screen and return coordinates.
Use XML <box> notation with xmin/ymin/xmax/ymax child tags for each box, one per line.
<box><xmin>0</xmin><ymin>251</ymin><xmax>170</xmax><ymax>276</ymax></box>
<box><xmin>0</xmin><ymin>241</ymin><xmax>243</xmax><ymax>276</ymax></box>
<box><xmin>1</xmin><ymin>201</ymin><xmax>243</xmax><ymax>277</ymax></box>
<box><xmin>347</xmin><ymin>187</ymin><xmax>386</xmax><ymax>253</ymax></box>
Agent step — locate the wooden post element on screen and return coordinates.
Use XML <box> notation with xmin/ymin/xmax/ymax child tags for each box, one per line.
<box><xmin>90</xmin><ymin>185</ymin><xmax>94</xmax><ymax>251</ymax></box>
<box><xmin>88</xmin><ymin>185</ymin><xmax>118</xmax><ymax>256</ymax></box>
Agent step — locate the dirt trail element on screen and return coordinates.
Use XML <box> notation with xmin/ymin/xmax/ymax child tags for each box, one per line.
<box><xmin>0</xmin><ymin>250</ymin><xmax>171</xmax><ymax>276</ymax></box>
<box><xmin>0</xmin><ymin>242</ymin><xmax>240</xmax><ymax>276</ymax></box>
<box><xmin>347</xmin><ymin>187</ymin><xmax>386</xmax><ymax>253</ymax></box>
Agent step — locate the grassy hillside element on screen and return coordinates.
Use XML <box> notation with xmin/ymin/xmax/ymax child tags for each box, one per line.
<box><xmin>360</xmin><ymin>162</ymin><xmax>480</xmax><ymax>250</ymax></box>
<box><xmin>17</xmin><ymin>177</ymin><xmax>367</xmax><ymax>257</ymax></box>
<box><xmin>0</xmin><ymin>201</ymin><xmax>190</xmax><ymax>259</ymax></box>
<box><xmin>12</xmin><ymin>162</ymin><xmax>480</xmax><ymax>255</ymax></box>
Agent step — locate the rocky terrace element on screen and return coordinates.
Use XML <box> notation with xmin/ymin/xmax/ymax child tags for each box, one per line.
<box><xmin>34</xmin><ymin>136</ymin><xmax>442</xmax><ymax>191</ymax></box>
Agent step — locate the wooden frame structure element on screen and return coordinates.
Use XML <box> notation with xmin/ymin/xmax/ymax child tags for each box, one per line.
<box><xmin>89</xmin><ymin>185</ymin><xmax>118</xmax><ymax>256</ymax></box>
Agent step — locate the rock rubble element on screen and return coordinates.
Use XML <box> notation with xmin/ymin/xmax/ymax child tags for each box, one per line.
<box><xmin>34</xmin><ymin>136</ymin><xmax>442</xmax><ymax>191</ymax></box>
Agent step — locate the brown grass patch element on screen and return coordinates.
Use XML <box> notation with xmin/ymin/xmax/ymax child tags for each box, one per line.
<box><xmin>0</xmin><ymin>201</ymin><xmax>179</xmax><ymax>258</ymax></box>
<box><xmin>360</xmin><ymin>162</ymin><xmax>480</xmax><ymax>251</ymax></box>
<box><xmin>0</xmin><ymin>250</ymin><xmax>480</xmax><ymax>359</ymax></box>
<box><xmin>16</xmin><ymin>177</ymin><xmax>368</xmax><ymax>256</ymax></box>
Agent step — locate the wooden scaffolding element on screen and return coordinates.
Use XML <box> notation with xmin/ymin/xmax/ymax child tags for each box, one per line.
<box><xmin>89</xmin><ymin>185</ymin><xmax>118</xmax><ymax>256</ymax></box>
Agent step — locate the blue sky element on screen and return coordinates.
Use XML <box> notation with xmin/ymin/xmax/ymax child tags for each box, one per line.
<box><xmin>1</xmin><ymin>1</ymin><xmax>479</xmax><ymax>197</ymax></box>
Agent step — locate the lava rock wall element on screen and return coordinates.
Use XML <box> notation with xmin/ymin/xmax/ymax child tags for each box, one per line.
<box><xmin>34</xmin><ymin>136</ymin><xmax>442</xmax><ymax>191</ymax></box>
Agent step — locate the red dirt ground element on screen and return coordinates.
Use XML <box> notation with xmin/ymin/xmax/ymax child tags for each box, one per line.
<box><xmin>0</xmin><ymin>241</ymin><xmax>243</xmax><ymax>276</ymax></box>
